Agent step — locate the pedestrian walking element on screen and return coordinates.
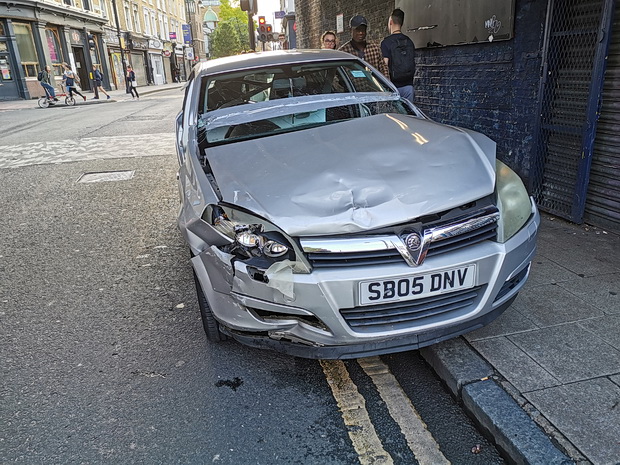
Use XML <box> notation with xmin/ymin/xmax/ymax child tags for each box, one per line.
<box><xmin>381</xmin><ymin>8</ymin><xmax>416</xmax><ymax>103</ymax></box>
<box><xmin>38</xmin><ymin>65</ymin><xmax>58</xmax><ymax>102</ymax></box>
<box><xmin>321</xmin><ymin>31</ymin><xmax>338</xmax><ymax>49</ymax></box>
<box><xmin>339</xmin><ymin>15</ymin><xmax>389</xmax><ymax>78</ymax></box>
<box><xmin>61</xmin><ymin>62</ymin><xmax>86</xmax><ymax>101</ymax></box>
<box><xmin>126</xmin><ymin>65</ymin><xmax>140</xmax><ymax>100</ymax></box>
<box><xmin>91</xmin><ymin>64</ymin><xmax>110</xmax><ymax>100</ymax></box>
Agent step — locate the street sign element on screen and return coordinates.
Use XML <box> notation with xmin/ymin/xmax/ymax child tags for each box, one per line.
<box><xmin>169</xmin><ymin>31</ymin><xmax>177</xmax><ymax>40</ymax></box>
<box><xmin>182</xmin><ymin>24</ymin><xmax>192</xmax><ymax>44</ymax></box>
<box><xmin>274</xmin><ymin>10</ymin><xmax>285</xmax><ymax>19</ymax></box>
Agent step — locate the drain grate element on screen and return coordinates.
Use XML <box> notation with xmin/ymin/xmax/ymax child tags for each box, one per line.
<box><xmin>78</xmin><ymin>170</ymin><xmax>135</xmax><ymax>183</ymax></box>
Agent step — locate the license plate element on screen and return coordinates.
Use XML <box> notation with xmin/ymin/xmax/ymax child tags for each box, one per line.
<box><xmin>359</xmin><ymin>264</ymin><xmax>477</xmax><ymax>306</ymax></box>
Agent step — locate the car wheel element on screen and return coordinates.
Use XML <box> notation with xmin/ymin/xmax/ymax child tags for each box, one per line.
<box><xmin>193</xmin><ymin>270</ymin><xmax>229</xmax><ymax>342</ymax></box>
<box><xmin>38</xmin><ymin>97</ymin><xmax>49</xmax><ymax>108</ymax></box>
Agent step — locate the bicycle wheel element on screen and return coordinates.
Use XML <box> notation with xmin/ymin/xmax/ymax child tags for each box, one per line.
<box><xmin>38</xmin><ymin>97</ymin><xmax>49</xmax><ymax>109</ymax></box>
<box><xmin>65</xmin><ymin>96</ymin><xmax>76</xmax><ymax>106</ymax></box>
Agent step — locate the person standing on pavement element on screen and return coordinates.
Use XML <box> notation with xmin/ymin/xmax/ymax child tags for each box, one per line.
<box><xmin>381</xmin><ymin>8</ymin><xmax>416</xmax><ymax>103</ymax></box>
<box><xmin>126</xmin><ymin>65</ymin><xmax>140</xmax><ymax>100</ymax></box>
<box><xmin>91</xmin><ymin>64</ymin><xmax>110</xmax><ymax>100</ymax></box>
<box><xmin>339</xmin><ymin>15</ymin><xmax>389</xmax><ymax>79</ymax></box>
<box><xmin>39</xmin><ymin>65</ymin><xmax>58</xmax><ymax>102</ymax></box>
<box><xmin>61</xmin><ymin>62</ymin><xmax>86</xmax><ymax>101</ymax></box>
<box><xmin>321</xmin><ymin>31</ymin><xmax>338</xmax><ymax>49</ymax></box>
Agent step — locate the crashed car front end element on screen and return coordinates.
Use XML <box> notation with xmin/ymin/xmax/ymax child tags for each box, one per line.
<box><xmin>176</xmin><ymin>52</ymin><xmax>539</xmax><ymax>359</ymax></box>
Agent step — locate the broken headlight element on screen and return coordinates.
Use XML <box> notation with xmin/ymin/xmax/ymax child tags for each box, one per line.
<box><xmin>209</xmin><ymin>206</ymin><xmax>293</xmax><ymax>262</ymax></box>
<box><xmin>495</xmin><ymin>160</ymin><xmax>533</xmax><ymax>243</ymax></box>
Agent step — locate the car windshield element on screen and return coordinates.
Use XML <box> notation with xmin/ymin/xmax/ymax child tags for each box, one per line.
<box><xmin>197</xmin><ymin>60</ymin><xmax>416</xmax><ymax>146</ymax></box>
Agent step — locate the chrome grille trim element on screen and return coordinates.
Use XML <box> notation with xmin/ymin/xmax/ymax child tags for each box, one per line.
<box><xmin>340</xmin><ymin>286</ymin><xmax>484</xmax><ymax>333</ymax></box>
<box><xmin>301</xmin><ymin>206</ymin><xmax>499</xmax><ymax>268</ymax></box>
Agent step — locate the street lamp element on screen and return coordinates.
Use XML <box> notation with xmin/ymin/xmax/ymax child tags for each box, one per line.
<box><xmin>110</xmin><ymin>0</ymin><xmax>129</xmax><ymax>93</ymax></box>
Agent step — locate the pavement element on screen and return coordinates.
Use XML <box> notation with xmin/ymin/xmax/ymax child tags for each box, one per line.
<box><xmin>2</xmin><ymin>86</ymin><xmax>619</xmax><ymax>464</ymax></box>
<box><xmin>422</xmin><ymin>214</ymin><xmax>620</xmax><ymax>465</ymax></box>
<box><xmin>0</xmin><ymin>82</ymin><xmax>185</xmax><ymax>112</ymax></box>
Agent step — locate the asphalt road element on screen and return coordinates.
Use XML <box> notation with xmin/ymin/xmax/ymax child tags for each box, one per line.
<box><xmin>1</xmin><ymin>90</ymin><xmax>504</xmax><ymax>464</ymax></box>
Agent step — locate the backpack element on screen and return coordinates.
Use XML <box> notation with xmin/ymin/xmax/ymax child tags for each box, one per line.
<box><xmin>389</xmin><ymin>37</ymin><xmax>415</xmax><ymax>83</ymax></box>
<box><xmin>37</xmin><ymin>70</ymin><xmax>44</xmax><ymax>81</ymax></box>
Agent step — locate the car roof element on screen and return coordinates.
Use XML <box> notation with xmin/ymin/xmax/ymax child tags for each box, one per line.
<box><xmin>193</xmin><ymin>49</ymin><xmax>360</xmax><ymax>76</ymax></box>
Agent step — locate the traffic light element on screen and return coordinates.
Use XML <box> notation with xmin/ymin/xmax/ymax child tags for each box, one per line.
<box><xmin>258</xmin><ymin>16</ymin><xmax>267</xmax><ymax>42</ymax></box>
<box><xmin>266</xmin><ymin>24</ymin><xmax>273</xmax><ymax>41</ymax></box>
<box><xmin>240</xmin><ymin>0</ymin><xmax>257</xmax><ymax>14</ymax></box>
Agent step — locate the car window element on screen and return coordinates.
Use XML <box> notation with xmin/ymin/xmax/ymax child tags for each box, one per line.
<box><xmin>202</xmin><ymin>61</ymin><xmax>391</xmax><ymax>113</ymax></box>
<box><xmin>197</xmin><ymin>60</ymin><xmax>414</xmax><ymax>146</ymax></box>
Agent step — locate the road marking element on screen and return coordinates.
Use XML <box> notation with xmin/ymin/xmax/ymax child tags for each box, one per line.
<box><xmin>0</xmin><ymin>133</ymin><xmax>175</xmax><ymax>169</ymax></box>
<box><xmin>358</xmin><ymin>356</ymin><xmax>450</xmax><ymax>465</ymax></box>
<box><xmin>320</xmin><ymin>360</ymin><xmax>394</xmax><ymax>465</ymax></box>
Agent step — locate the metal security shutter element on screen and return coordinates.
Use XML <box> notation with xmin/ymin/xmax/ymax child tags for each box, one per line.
<box><xmin>530</xmin><ymin>0</ymin><xmax>615</xmax><ymax>223</ymax></box>
<box><xmin>585</xmin><ymin>4</ymin><xmax>620</xmax><ymax>232</ymax></box>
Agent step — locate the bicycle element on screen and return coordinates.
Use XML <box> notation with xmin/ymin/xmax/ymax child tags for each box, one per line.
<box><xmin>37</xmin><ymin>85</ymin><xmax>76</xmax><ymax>108</ymax></box>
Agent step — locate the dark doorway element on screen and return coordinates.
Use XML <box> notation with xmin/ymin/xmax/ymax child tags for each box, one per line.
<box><xmin>72</xmin><ymin>46</ymin><xmax>90</xmax><ymax>91</ymax></box>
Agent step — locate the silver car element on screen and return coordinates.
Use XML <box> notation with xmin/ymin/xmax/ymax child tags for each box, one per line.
<box><xmin>175</xmin><ymin>50</ymin><xmax>539</xmax><ymax>359</ymax></box>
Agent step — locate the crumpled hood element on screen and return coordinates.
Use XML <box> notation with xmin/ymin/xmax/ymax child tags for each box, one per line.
<box><xmin>207</xmin><ymin>113</ymin><xmax>496</xmax><ymax>237</ymax></box>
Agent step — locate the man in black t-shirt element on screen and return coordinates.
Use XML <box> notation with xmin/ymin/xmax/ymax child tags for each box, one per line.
<box><xmin>381</xmin><ymin>8</ymin><xmax>416</xmax><ymax>103</ymax></box>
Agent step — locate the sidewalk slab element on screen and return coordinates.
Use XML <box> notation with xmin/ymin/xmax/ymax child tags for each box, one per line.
<box><xmin>437</xmin><ymin>214</ymin><xmax>620</xmax><ymax>465</ymax></box>
<box><xmin>524</xmin><ymin>378</ymin><xmax>620</xmax><ymax>465</ymax></box>
<box><xmin>421</xmin><ymin>338</ymin><xmax>572</xmax><ymax>464</ymax></box>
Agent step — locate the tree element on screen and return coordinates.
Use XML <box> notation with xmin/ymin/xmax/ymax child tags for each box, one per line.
<box><xmin>210</xmin><ymin>20</ymin><xmax>242</xmax><ymax>58</ymax></box>
<box><xmin>210</xmin><ymin>0</ymin><xmax>256</xmax><ymax>54</ymax></box>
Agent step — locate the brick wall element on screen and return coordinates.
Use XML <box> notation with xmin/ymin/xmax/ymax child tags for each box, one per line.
<box><xmin>296</xmin><ymin>0</ymin><xmax>394</xmax><ymax>49</ymax></box>
<box><xmin>414</xmin><ymin>0</ymin><xmax>547</xmax><ymax>179</ymax></box>
<box><xmin>295</xmin><ymin>0</ymin><xmax>548</xmax><ymax>181</ymax></box>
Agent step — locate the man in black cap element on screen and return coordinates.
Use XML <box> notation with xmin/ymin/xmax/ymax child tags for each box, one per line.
<box><xmin>339</xmin><ymin>15</ymin><xmax>389</xmax><ymax>78</ymax></box>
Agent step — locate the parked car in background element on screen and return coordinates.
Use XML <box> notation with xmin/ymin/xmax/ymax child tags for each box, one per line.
<box><xmin>175</xmin><ymin>50</ymin><xmax>540</xmax><ymax>359</ymax></box>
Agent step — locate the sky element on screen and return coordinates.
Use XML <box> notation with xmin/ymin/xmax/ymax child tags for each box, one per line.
<box><xmin>254</xmin><ymin>0</ymin><xmax>283</xmax><ymax>31</ymax></box>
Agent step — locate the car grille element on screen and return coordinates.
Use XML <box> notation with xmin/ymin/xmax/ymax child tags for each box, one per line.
<box><xmin>340</xmin><ymin>286</ymin><xmax>484</xmax><ymax>334</ymax></box>
<box><xmin>302</xmin><ymin>207</ymin><xmax>499</xmax><ymax>269</ymax></box>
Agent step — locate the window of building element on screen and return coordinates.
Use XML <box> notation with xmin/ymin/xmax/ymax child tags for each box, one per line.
<box><xmin>124</xmin><ymin>2</ymin><xmax>133</xmax><ymax>30</ymax></box>
<box><xmin>151</xmin><ymin>11</ymin><xmax>157</xmax><ymax>36</ymax></box>
<box><xmin>63</xmin><ymin>0</ymin><xmax>72</xmax><ymax>5</ymax></box>
<box><xmin>13</xmin><ymin>23</ymin><xmax>38</xmax><ymax>78</ymax></box>
<box><xmin>158</xmin><ymin>13</ymin><xmax>165</xmax><ymax>39</ymax></box>
<box><xmin>143</xmin><ymin>8</ymin><xmax>151</xmax><ymax>35</ymax></box>
<box><xmin>44</xmin><ymin>28</ymin><xmax>64</xmax><ymax>76</ymax></box>
<box><xmin>133</xmin><ymin>5</ymin><xmax>141</xmax><ymax>33</ymax></box>
<box><xmin>83</xmin><ymin>0</ymin><xmax>92</xmax><ymax>11</ymax></box>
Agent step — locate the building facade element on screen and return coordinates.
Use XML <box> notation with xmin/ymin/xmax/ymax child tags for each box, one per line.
<box><xmin>0</xmin><ymin>0</ymin><xmax>193</xmax><ymax>100</ymax></box>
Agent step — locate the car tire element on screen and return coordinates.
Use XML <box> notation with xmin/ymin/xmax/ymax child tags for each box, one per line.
<box><xmin>193</xmin><ymin>270</ymin><xmax>229</xmax><ymax>342</ymax></box>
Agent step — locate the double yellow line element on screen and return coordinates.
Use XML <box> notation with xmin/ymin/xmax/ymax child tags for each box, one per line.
<box><xmin>320</xmin><ymin>357</ymin><xmax>450</xmax><ymax>465</ymax></box>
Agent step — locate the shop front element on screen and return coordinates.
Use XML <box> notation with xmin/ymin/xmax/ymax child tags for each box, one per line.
<box><xmin>129</xmin><ymin>37</ymin><xmax>148</xmax><ymax>86</ymax></box>
<box><xmin>104</xmin><ymin>28</ymin><xmax>125</xmax><ymax>91</ymax></box>
<box><xmin>0</xmin><ymin>20</ymin><xmax>21</xmax><ymax>100</ymax></box>
<box><xmin>0</xmin><ymin>3</ymin><xmax>107</xmax><ymax>101</ymax></box>
<box><xmin>147</xmin><ymin>38</ymin><xmax>165</xmax><ymax>85</ymax></box>
<box><xmin>162</xmin><ymin>44</ymin><xmax>174</xmax><ymax>83</ymax></box>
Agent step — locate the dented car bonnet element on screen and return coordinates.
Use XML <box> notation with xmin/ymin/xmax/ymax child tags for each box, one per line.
<box><xmin>206</xmin><ymin>113</ymin><xmax>497</xmax><ymax>237</ymax></box>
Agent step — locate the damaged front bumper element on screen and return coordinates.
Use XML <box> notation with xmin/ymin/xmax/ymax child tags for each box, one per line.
<box><xmin>190</xmin><ymin>203</ymin><xmax>540</xmax><ymax>360</ymax></box>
